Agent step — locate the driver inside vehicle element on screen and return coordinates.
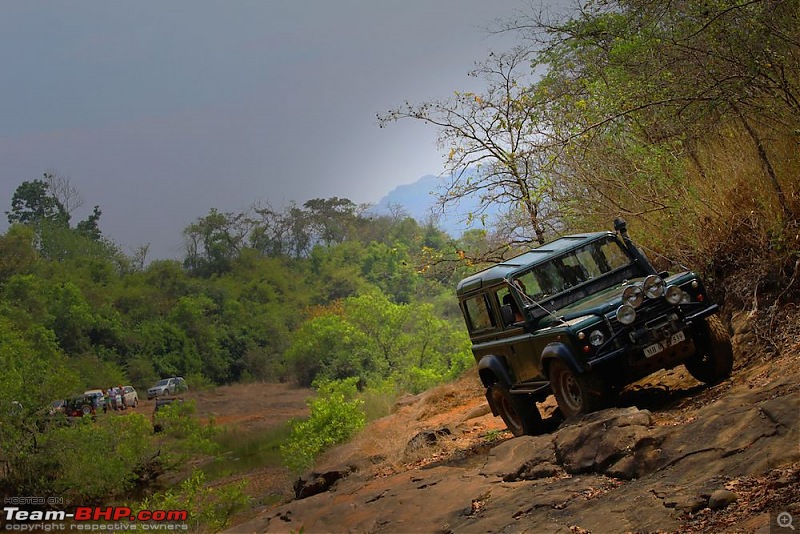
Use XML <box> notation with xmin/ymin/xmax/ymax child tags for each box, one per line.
<box><xmin>502</xmin><ymin>293</ymin><xmax>524</xmax><ymax>323</ymax></box>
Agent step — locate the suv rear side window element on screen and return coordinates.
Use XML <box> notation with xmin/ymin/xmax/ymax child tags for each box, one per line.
<box><xmin>463</xmin><ymin>295</ymin><xmax>495</xmax><ymax>332</ymax></box>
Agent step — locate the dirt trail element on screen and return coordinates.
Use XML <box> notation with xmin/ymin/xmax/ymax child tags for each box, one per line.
<box><xmin>189</xmin><ymin>382</ymin><xmax>311</xmax><ymax>431</ymax></box>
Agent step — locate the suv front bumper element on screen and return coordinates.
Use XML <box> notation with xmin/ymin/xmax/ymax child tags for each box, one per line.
<box><xmin>586</xmin><ymin>303</ymin><xmax>719</xmax><ymax>377</ymax></box>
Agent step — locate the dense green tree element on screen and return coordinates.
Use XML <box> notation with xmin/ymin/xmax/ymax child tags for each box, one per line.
<box><xmin>0</xmin><ymin>225</ymin><xmax>39</xmax><ymax>282</ymax></box>
<box><xmin>308</xmin><ymin>242</ymin><xmax>372</xmax><ymax>303</ymax></box>
<box><xmin>0</xmin><ymin>312</ymin><xmax>80</xmax><ymax>490</ymax></box>
<box><xmin>360</xmin><ymin>242</ymin><xmax>418</xmax><ymax>303</ymax></box>
<box><xmin>303</xmin><ymin>197</ymin><xmax>363</xmax><ymax>246</ymax></box>
<box><xmin>6</xmin><ymin>178</ymin><xmax>70</xmax><ymax>227</ymax></box>
<box><xmin>183</xmin><ymin>209</ymin><xmax>248</xmax><ymax>276</ymax></box>
<box><xmin>285</xmin><ymin>292</ymin><xmax>472</xmax><ymax>389</ymax></box>
<box><xmin>76</xmin><ymin>205</ymin><xmax>103</xmax><ymax>240</ymax></box>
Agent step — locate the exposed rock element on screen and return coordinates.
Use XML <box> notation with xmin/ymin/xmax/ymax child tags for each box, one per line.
<box><xmin>708</xmin><ymin>489</ymin><xmax>739</xmax><ymax>510</ymax></box>
<box><xmin>481</xmin><ymin>434</ymin><xmax>562</xmax><ymax>481</ymax></box>
<box><xmin>554</xmin><ymin>407</ymin><xmax>663</xmax><ymax>479</ymax></box>
<box><xmin>293</xmin><ymin>466</ymin><xmax>355</xmax><ymax>499</ymax></box>
<box><xmin>232</xmin><ymin>363</ymin><xmax>800</xmax><ymax>534</ymax></box>
<box><xmin>657</xmin><ymin>489</ymin><xmax>709</xmax><ymax>513</ymax></box>
<box><xmin>463</xmin><ymin>403</ymin><xmax>492</xmax><ymax>420</ymax></box>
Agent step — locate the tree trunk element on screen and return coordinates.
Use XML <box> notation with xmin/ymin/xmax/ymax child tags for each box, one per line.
<box><xmin>734</xmin><ymin>105</ymin><xmax>790</xmax><ymax>218</ymax></box>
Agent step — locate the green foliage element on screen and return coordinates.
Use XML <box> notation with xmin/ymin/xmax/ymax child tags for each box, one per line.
<box><xmin>286</xmin><ymin>292</ymin><xmax>473</xmax><ymax>390</ymax></box>
<box><xmin>136</xmin><ymin>469</ymin><xmax>250</xmax><ymax>533</ymax></box>
<box><xmin>153</xmin><ymin>400</ymin><xmax>218</xmax><ymax>445</ymax></box>
<box><xmin>125</xmin><ymin>356</ymin><xmax>161</xmax><ymax>391</ymax></box>
<box><xmin>0</xmin><ymin>183</ymin><xmax>474</xmax><ymax>506</ymax></box>
<box><xmin>41</xmin><ymin>413</ymin><xmax>155</xmax><ymax>503</ymax></box>
<box><xmin>484</xmin><ymin>429</ymin><xmax>504</xmax><ymax>443</ymax></box>
<box><xmin>6</xmin><ymin>178</ymin><xmax>69</xmax><ymax>227</ymax></box>
<box><xmin>281</xmin><ymin>378</ymin><xmax>366</xmax><ymax>472</ymax></box>
<box><xmin>183</xmin><ymin>208</ymin><xmax>247</xmax><ymax>277</ymax></box>
<box><xmin>395</xmin><ymin>366</ymin><xmax>447</xmax><ymax>395</ymax></box>
<box><xmin>0</xmin><ymin>225</ymin><xmax>39</xmax><ymax>282</ymax></box>
<box><xmin>0</xmin><ymin>312</ymin><xmax>79</xmax><ymax>413</ymax></box>
<box><xmin>68</xmin><ymin>355</ymin><xmax>127</xmax><ymax>390</ymax></box>
<box><xmin>76</xmin><ymin>205</ymin><xmax>103</xmax><ymax>240</ymax></box>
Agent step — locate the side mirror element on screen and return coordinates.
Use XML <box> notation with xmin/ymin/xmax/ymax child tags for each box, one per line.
<box><xmin>500</xmin><ymin>304</ymin><xmax>516</xmax><ymax>326</ymax></box>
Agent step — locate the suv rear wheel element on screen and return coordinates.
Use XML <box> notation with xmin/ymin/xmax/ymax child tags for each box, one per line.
<box><xmin>489</xmin><ymin>383</ymin><xmax>543</xmax><ymax>437</ymax></box>
<box><xmin>684</xmin><ymin>315</ymin><xmax>734</xmax><ymax>384</ymax></box>
<box><xmin>549</xmin><ymin>360</ymin><xmax>605</xmax><ymax>419</ymax></box>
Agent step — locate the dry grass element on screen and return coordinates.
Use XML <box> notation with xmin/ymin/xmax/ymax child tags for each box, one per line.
<box><xmin>579</xmin><ymin>122</ymin><xmax>800</xmax><ymax>316</ymax></box>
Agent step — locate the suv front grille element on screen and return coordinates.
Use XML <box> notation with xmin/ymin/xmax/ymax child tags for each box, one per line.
<box><xmin>606</xmin><ymin>298</ymin><xmax>680</xmax><ymax>346</ymax></box>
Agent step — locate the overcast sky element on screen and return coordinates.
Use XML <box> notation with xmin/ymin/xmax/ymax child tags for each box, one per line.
<box><xmin>0</xmin><ymin>1</ymin><xmax>561</xmax><ymax>260</ymax></box>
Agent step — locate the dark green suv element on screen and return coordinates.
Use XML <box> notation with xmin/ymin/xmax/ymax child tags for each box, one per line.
<box><xmin>456</xmin><ymin>219</ymin><xmax>733</xmax><ymax>436</ymax></box>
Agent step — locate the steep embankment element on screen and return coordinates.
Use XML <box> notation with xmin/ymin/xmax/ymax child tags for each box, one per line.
<box><xmin>232</xmin><ymin>310</ymin><xmax>800</xmax><ymax>533</ymax></box>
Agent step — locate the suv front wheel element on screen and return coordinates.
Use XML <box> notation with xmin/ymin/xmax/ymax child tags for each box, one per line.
<box><xmin>549</xmin><ymin>360</ymin><xmax>606</xmax><ymax>419</ymax></box>
<box><xmin>684</xmin><ymin>315</ymin><xmax>734</xmax><ymax>384</ymax></box>
<box><xmin>489</xmin><ymin>383</ymin><xmax>543</xmax><ymax>437</ymax></box>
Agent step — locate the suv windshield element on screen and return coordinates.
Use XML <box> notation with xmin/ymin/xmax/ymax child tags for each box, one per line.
<box><xmin>155</xmin><ymin>379</ymin><xmax>169</xmax><ymax>387</ymax></box>
<box><xmin>515</xmin><ymin>237</ymin><xmax>631</xmax><ymax>302</ymax></box>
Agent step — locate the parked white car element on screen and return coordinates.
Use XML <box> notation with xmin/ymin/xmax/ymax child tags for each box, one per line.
<box><xmin>147</xmin><ymin>377</ymin><xmax>187</xmax><ymax>400</ymax></box>
<box><xmin>122</xmin><ymin>386</ymin><xmax>139</xmax><ymax>408</ymax></box>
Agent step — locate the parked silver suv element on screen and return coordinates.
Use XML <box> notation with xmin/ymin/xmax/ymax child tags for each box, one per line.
<box><xmin>146</xmin><ymin>377</ymin><xmax>187</xmax><ymax>400</ymax></box>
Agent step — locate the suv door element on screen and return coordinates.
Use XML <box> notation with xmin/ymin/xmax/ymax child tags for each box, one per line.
<box><xmin>493</xmin><ymin>286</ymin><xmax>544</xmax><ymax>387</ymax></box>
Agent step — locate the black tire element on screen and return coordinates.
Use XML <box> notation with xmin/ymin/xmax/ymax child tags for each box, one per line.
<box><xmin>81</xmin><ymin>404</ymin><xmax>92</xmax><ymax>416</ymax></box>
<box><xmin>489</xmin><ymin>383</ymin><xmax>544</xmax><ymax>437</ymax></box>
<box><xmin>685</xmin><ymin>315</ymin><xmax>734</xmax><ymax>384</ymax></box>
<box><xmin>134</xmin><ymin>398</ymin><xmax>139</xmax><ymax>408</ymax></box>
<box><xmin>548</xmin><ymin>359</ymin><xmax>605</xmax><ymax>419</ymax></box>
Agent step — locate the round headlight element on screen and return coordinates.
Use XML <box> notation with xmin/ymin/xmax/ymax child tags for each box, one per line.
<box><xmin>589</xmin><ymin>329</ymin><xmax>605</xmax><ymax>347</ymax></box>
<box><xmin>643</xmin><ymin>275</ymin><xmax>665</xmax><ymax>299</ymax></box>
<box><xmin>616</xmin><ymin>304</ymin><xmax>637</xmax><ymax>325</ymax></box>
<box><xmin>665</xmin><ymin>285</ymin><xmax>683</xmax><ymax>305</ymax></box>
<box><xmin>622</xmin><ymin>284</ymin><xmax>644</xmax><ymax>308</ymax></box>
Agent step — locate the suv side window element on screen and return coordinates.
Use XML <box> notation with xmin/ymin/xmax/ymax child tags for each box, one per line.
<box><xmin>463</xmin><ymin>295</ymin><xmax>495</xmax><ymax>332</ymax></box>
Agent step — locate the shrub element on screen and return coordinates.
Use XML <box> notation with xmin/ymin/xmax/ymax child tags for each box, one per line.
<box><xmin>136</xmin><ymin>469</ymin><xmax>250</xmax><ymax>533</ymax></box>
<box><xmin>38</xmin><ymin>413</ymin><xmax>156</xmax><ymax>503</ymax></box>
<box><xmin>280</xmin><ymin>378</ymin><xmax>366</xmax><ymax>472</ymax></box>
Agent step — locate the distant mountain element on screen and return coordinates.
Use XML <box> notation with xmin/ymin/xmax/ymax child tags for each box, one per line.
<box><xmin>372</xmin><ymin>173</ymin><xmax>500</xmax><ymax>238</ymax></box>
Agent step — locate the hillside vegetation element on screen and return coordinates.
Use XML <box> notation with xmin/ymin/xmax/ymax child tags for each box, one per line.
<box><xmin>1</xmin><ymin>0</ymin><xmax>798</xmax><ymax>531</ymax></box>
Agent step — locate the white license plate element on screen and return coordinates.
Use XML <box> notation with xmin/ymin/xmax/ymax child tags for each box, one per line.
<box><xmin>644</xmin><ymin>331</ymin><xmax>686</xmax><ymax>358</ymax></box>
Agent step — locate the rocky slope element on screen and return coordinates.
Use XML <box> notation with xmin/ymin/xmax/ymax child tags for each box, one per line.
<box><xmin>231</xmin><ymin>310</ymin><xmax>800</xmax><ymax>533</ymax></box>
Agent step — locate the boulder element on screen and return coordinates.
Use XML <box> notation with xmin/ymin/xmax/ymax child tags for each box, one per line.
<box><xmin>293</xmin><ymin>466</ymin><xmax>356</xmax><ymax>499</ymax></box>
<box><xmin>708</xmin><ymin>489</ymin><xmax>739</xmax><ymax>510</ymax></box>
<box><xmin>554</xmin><ymin>407</ymin><xmax>662</xmax><ymax>479</ymax></box>
<box><xmin>481</xmin><ymin>435</ymin><xmax>561</xmax><ymax>481</ymax></box>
